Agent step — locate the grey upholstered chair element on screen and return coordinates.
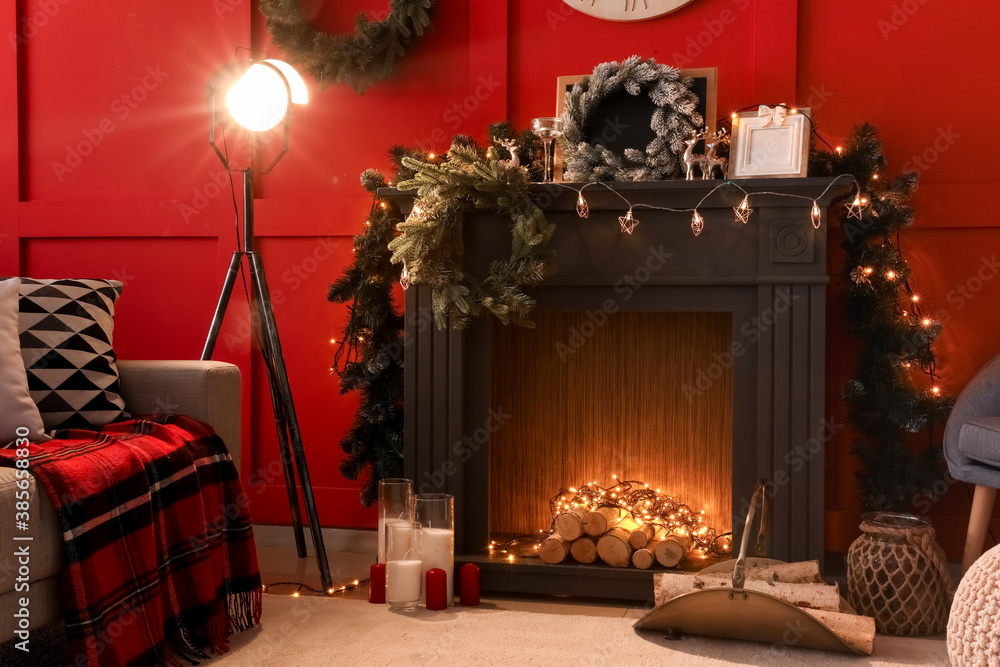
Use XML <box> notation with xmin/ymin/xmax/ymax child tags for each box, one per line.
<box><xmin>944</xmin><ymin>352</ymin><xmax>1000</xmax><ymax>573</ymax></box>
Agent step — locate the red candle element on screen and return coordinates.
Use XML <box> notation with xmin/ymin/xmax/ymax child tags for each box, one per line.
<box><xmin>369</xmin><ymin>563</ymin><xmax>386</xmax><ymax>604</ymax></box>
<box><xmin>425</xmin><ymin>568</ymin><xmax>448</xmax><ymax>610</ymax></box>
<box><xmin>460</xmin><ymin>563</ymin><xmax>480</xmax><ymax>606</ymax></box>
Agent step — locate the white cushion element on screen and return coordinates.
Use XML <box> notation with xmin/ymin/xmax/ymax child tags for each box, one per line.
<box><xmin>0</xmin><ymin>278</ymin><xmax>48</xmax><ymax>445</ymax></box>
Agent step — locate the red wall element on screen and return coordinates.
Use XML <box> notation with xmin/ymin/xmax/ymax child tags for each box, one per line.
<box><xmin>3</xmin><ymin>1</ymin><xmax>997</xmax><ymax>558</ymax></box>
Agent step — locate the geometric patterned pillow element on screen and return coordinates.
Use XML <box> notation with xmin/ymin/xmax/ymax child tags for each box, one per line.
<box><xmin>16</xmin><ymin>278</ymin><xmax>129</xmax><ymax>431</ymax></box>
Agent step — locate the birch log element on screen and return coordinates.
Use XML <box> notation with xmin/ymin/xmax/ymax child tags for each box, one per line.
<box><xmin>699</xmin><ymin>560</ymin><xmax>823</xmax><ymax>584</ymax></box>
<box><xmin>583</xmin><ymin>507</ymin><xmax>626</xmax><ymax>536</ymax></box>
<box><xmin>654</xmin><ymin>533</ymin><xmax>693</xmax><ymax>567</ymax></box>
<box><xmin>538</xmin><ymin>534</ymin><xmax>571</xmax><ymax>564</ymax></box>
<box><xmin>570</xmin><ymin>536</ymin><xmax>599</xmax><ymax>564</ymax></box>
<box><xmin>653</xmin><ymin>573</ymin><xmax>841</xmax><ymax>611</ymax></box>
<box><xmin>596</xmin><ymin>526</ymin><xmax>635</xmax><ymax>568</ymax></box>
<box><xmin>802</xmin><ymin>608</ymin><xmax>876</xmax><ymax>655</ymax></box>
<box><xmin>631</xmin><ymin>548</ymin><xmax>655</xmax><ymax>569</ymax></box>
<box><xmin>629</xmin><ymin>523</ymin><xmax>656</xmax><ymax>549</ymax></box>
<box><xmin>554</xmin><ymin>509</ymin><xmax>587</xmax><ymax>541</ymax></box>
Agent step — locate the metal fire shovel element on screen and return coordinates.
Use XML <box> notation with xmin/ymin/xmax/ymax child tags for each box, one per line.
<box><xmin>633</xmin><ymin>481</ymin><xmax>865</xmax><ymax>655</ymax></box>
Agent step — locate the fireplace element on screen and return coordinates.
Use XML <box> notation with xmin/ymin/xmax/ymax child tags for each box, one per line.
<box><xmin>387</xmin><ymin>178</ymin><xmax>849</xmax><ymax>600</ymax></box>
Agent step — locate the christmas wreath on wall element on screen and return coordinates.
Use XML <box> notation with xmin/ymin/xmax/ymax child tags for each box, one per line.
<box><xmin>561</xmin><ymin>56</ymin><xmax>703</xmax><ymax>181</ymax></box>
<box><xmin>259</xmin><ymin>0</ymin><xmax>438</xmax><ymax>93</ymax></box>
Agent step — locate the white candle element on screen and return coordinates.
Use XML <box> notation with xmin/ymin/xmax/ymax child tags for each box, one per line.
<box><xmin>386</xmin><ymin>559</ymin><xmax>422</xmax><ymax>608</ymax></box>
<box><xmin>386</xmin><ymin>521</ymin><xmax>413</xmax><ymax>561</ymax></box>
<box><xmin>421</xmin><ymin>527</ymin><xmax>454</xmax><ymax>606</ymax></box>
<box><xmin>378</xmin><ymin>517</ymin><xmax>409</xmax><ymax>563</ymax></box>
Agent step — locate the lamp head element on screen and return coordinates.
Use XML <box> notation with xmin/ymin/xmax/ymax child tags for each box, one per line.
<box><xmin>209</xmin><ymin>58</ymin><xmax>307</xmax><ymax>132</ymax></box>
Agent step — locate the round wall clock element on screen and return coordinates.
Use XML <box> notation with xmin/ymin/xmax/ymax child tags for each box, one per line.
<box><xmin>562</xmin><ymin>0</ymin><xmax>697</xmax><ymax>22</ymax></box>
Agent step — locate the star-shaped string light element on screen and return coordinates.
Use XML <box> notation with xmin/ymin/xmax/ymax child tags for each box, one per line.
<box><xmin>846</xmin><ymin>195</ymin><xmax>865</xmax><ymax>219</ymax></box>
<box><xmin>734</xmin><ymin>196</ymin><xmax>753</xmax><ymax>224</ymax></box>
<box><xmin>690</xmin><ymin>210</ymin><xmax>704</xmax><ymax>236</ymax></box>
<box><xmin>619</xmin><ymin>209</ymin><xmax>639</xmax><ymax>234</ymax></box>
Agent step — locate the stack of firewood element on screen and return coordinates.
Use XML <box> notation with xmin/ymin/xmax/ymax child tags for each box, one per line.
<box><xmin>538</xmin><ymin>508</ymin><xmax>693</xmax><ymax>569</ymax></box>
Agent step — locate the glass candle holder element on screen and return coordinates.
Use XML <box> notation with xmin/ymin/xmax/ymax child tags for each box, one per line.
<box><xmin>378</xmin><ymin>478</ymin><xmax>414</xmax><ymax>564</ymax></box>
<box><xmin>385</xmin><ymin>521</ymin><xmax>423</xmax><ymax>611</ymax></box>
<box><xmin>414</xmin><ymin>493</ymin><xmax>455</xmax><ymax>606</ymax></box>
<box><xmin>531</xmin><ymin>117</ymin><xmax>564</xmax><ymax>182</ymax></box>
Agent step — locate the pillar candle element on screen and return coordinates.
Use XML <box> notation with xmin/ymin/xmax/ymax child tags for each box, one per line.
<box><xmin>386</xmin><ymin>559</ymin><xmax>422</xmax><ymax>609</ymax></box>
<box><xmin>425</xmin><ymin>568</ymin><xmax>447</xmax><ymax>610</ymax></box>
<box><xmin>378</xmin><ymin>517</ymin><xmax>409</xmax><ymax>564</ymax></box>
<box><xmin>420</xmin><ymin>527</ymin><xmax>454</xmax><ymax>606</ymax></box>
<box><xmin>459</xmin><ymin>563</ymin><xmax>480</xmax><ymax>606</ymax></box>
<box><xmin>385</xmin><ymin>520</ymin><xmax>413</xmax><ymax>561</ymax></box>
<box><xmin>369</xmin><ymin>563</ymin><xmax>386</xmax><ymax>604</ymax></box>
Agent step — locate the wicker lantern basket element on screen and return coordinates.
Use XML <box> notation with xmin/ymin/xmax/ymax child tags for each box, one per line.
<box><xmin>847</xmin><ymin>512</ymin><xmax>953</xmax><ymax>636</ymax></box>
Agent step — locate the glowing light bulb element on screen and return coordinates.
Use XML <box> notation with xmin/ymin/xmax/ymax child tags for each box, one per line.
<box><xmin>932</xmin><ymin>386</ymin><xmax>941</xmax><ymax>395</ymax></box>
<box><xmin>911</xmin><ymin>295</ymin><xmax>919</xmax><ymax>302</ymax></box>
<box><xmin>227</xmin><ymin>63</ymin><xmax>290</xmax><ymax>131</ymax></box>
<box><xmin>691</xmin><ymin>210</ymin><xmax>704</xmax><ymax>236</ymax></box>
<box><xmin>811</xmin><ymin>202</ymin><xmax>822</xmax><ymax>229</ymax></box>
<box><xmin>886</xmin><ymin>271</ymin><xmax>896</xmax><ymax>280</ymax></box>
<box><xmin>922</xmin><ymin>318</ymin><xmax>931</xmax><ymax>327</ymax></box>
<box><xmin>327</xmin><ymin>588</ymin><xmax>334</xmax><ymax>594</ymax></box>
<box><xmin>835</xmin><ymin>146</ymin><xmax>843</xmax><ymax>154</ymax></box>
<box><xmin>428</xmin><ymin>153</ymin><xmax>436</xmax><ymax>159</ymax></box>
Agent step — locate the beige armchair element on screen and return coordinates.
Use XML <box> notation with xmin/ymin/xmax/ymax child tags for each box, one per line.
<box><xmin>0</xmin><ymin>360</ymin><xmax>241</xmax><ymax>648</ymax></box>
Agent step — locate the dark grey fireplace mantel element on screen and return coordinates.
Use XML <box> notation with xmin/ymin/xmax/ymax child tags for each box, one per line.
<box><xmin>382</xmin><ymin>177</ymin><xmax>851</xmax><ymax>601</ymax></box>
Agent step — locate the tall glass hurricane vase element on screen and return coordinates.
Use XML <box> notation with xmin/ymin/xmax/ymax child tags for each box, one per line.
<box><xmin>414</xmin><ymin>493</ymin><xmax>455</xmax><ymax>606</ymax></box>
<box><xmin>378</xmin><ymin>478</ymin><xmax>414</xmax><ymax>564</ymax></box>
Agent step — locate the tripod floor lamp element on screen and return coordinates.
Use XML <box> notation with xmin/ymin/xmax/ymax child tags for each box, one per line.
<box><xmin>204</xmin><ymin>57</ymin><xmax>332</xmax><ymax>592</ymax></box>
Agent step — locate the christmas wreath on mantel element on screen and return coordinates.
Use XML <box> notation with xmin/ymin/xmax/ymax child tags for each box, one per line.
<box><xmin>259</xmin><ymin>0</ymin><xmax>438</xmax><ymax>93</ymax></box>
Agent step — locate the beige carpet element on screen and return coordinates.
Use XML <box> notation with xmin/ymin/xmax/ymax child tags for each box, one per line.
<box><xmin>206</xmin><ymin>596</ymin><xmax>950</xmax><ymax>666</ymax></box>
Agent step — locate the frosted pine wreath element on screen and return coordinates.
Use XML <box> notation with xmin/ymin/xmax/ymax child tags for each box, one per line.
<box><xmin>561</xmin><ymin>56</ymin><xmax>703</xmax><ymax>181</ymax></box>
<box><xmin>388</xmin><ymin>138</ymin><xmax>556</xmax><ymax>330</ymax></box>
<box><xmin>259</xmin><ymin>0</ymin><xmax>437</xmax><ymax>93</ymax></box>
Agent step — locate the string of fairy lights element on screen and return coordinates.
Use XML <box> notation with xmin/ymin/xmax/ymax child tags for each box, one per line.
<box><xmin>262</xmin><ymin>579</ymin><xmax>366</xmax><ymax>597</ymax></box>
<box><xmin>489</xmin><ymin>475</ymin><xmax>733</xmax><ymax>562</ymax></box>
<box><xmin>556</xmin><ymin>172</ymin><xmax>862</xmax><ymax>237</ymax></box>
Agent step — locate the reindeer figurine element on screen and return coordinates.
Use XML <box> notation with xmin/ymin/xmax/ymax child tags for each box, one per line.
<box><xmin>682</xmin><ymin>128</ymin><xmax>709</xmax><ymax>180</ymax></box>
<box><xmin>699</xmin><ymin>129</ymin><xmax>729</xmax><ymax>180</ymax></box>
<box><xmin>494</xmin><ymin>138</ymin><xmax>520</xmax><ymax>168</ymax></box>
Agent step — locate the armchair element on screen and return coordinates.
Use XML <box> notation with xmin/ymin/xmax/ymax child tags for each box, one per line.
<box><xmin>0</xmin><ymin>360</ymin><xmax>241</xmax><ymax>648</ymax></box>
<box><xmin>943</xmin><ymin>351</ymin><xmax>1000</xmax><ymax>572</ymax></box>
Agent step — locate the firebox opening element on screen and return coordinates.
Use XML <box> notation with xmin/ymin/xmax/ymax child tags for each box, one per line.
<box><xmin>489</xmin><ymin>310</ymin><xmax>733</xmax><ymax>561</ymax></box>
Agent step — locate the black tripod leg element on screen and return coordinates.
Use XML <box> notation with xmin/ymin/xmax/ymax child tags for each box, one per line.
<box><xmin>248</xmin><ymin>262</ymin><xmax>308</xmax><ymax>558</ymax></box>
<box><xmin>202</xmin><ymin>252</ymin><xmax>245</xmax><ymax>361</ymax></box>
<box><xmin>247</xmin><ymin>252</ymin><xmax>333</xmax><ymax>592</ymax></box>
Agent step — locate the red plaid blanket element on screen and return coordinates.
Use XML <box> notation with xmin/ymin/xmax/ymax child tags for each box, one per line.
<box><xmin>0</xmin><ymin>415</ymin><xmax>261</xmax><ymax>666</ymax></box>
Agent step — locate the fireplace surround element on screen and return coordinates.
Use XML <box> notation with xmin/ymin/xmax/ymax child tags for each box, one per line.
<box><xmin>385</xmin><ymin>178</ymin><xmax>850</xmax><ymax>600</ymax></box>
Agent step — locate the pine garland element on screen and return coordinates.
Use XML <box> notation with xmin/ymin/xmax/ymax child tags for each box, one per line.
<box><xmin>388</xmin><ymin>136</ymin><xmax>557</xmax><ymax>330</ymax></box>
<box><xmin>561</xmin><ymin>56</ymin><xmax>703</xmax><ymax>182</ymax></box>
<box><xmin>811</xmin><ymin>124</ymin><xmax>954</xmax><ymax>512</ymax></box>
<box><xmin>328</xmin><ymin>168</ymin><xmax>406</xmax><ymax>506</ymax></box>
<box><xmin>259</xmin><ymin>0</ymin><xmax>437</xmax><ymax>93</ymax></box>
